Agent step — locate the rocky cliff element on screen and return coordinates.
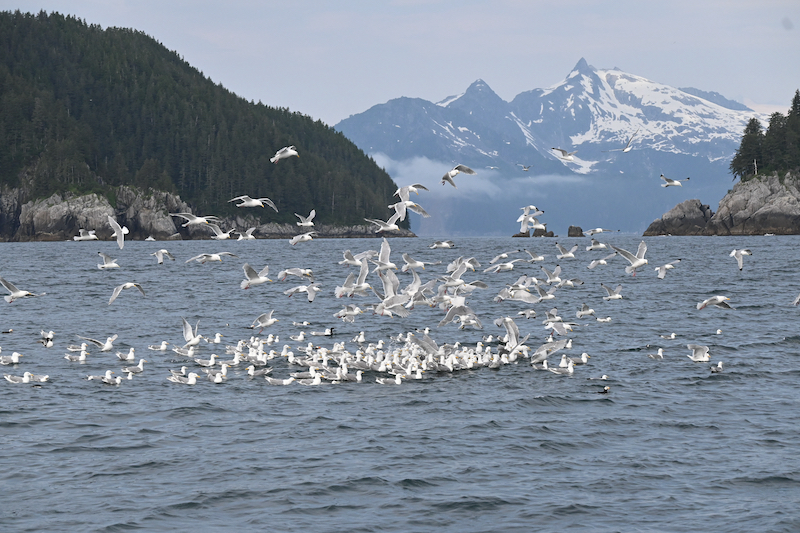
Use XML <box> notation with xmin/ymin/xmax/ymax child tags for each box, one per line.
<box><xmin>0</xmin><ymin>186</ymin><xmax>414</xmax><ymax>241</ymax></box>
<box><xmin>644</xmin><ymin>172</ymin><xmax>800</xmax><ymax>236</ymax></box>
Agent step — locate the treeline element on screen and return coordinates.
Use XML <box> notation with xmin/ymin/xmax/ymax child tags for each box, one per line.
<box><xmin>0</xmin><ymin>10</ymin><xmax>406</xmax><ymax>227</ymax></box>
<box><xmin>730</xmin><ymin>90</ymin><xmax>800</xmax><ymax>181</ymax></box>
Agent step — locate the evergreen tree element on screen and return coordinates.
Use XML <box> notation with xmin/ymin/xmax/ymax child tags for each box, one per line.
<box><xmin>730</xmin><ymin>117</ymin><xmax>763</xmax><ymax>180</ymax></box>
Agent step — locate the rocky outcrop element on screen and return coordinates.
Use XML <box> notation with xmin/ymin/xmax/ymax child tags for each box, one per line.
<box><xmin>643</xmin><ymin>199</ymin><xmax>714</xmax><ymax>236</ymax></box>
<box><xmin>567</xmin><ymin>225</ymin><xmax>583</xmax><ymax>237</ymax></box>
<box><xmin>644</xmin><ymin>172</ymin><xmax>800</xmax><ymax>236</ymax></box>
<box><xmin>0</xmin><ymin>186</ymin><xmax>416</xmax><ymax>241</ymax></box>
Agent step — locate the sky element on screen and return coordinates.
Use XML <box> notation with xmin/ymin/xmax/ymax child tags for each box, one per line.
<box><xmin>4</xmin><ymin>1</ymin><xmax>799</xmax><ymax>126</ymax></box>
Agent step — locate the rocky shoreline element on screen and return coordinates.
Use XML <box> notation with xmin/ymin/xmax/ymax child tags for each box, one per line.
<box><xmin>643</xmin><ymin>171</ymin><xmax>800</xmax><ymax>236</ymax></box>
<box><xmin>0</xmin><ymin>186</ymin><xmax>415</xmax><ymax>242</ymax></box>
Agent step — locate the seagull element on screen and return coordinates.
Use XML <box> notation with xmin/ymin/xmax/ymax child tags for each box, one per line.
<box><xmin>394</xmin><ymin>183</ymin><xmax>429</xmax><ymax>202</ymax></box>
<box><xmin>228</xmin><ymin>195</ymin><xmax>278</xmax><ymax>211</ymax></box>
<box><xmin>551</xmin><ymin>148</ymin><xmax>577</xmax><ymax>161</ymax></box>
<box><xmin>430</xmin><ymin>240</ymin><xmax>455</xmax><ymax>249</ymax></box>
<box><xmin>290</xmin><ymin>231</ymin><xmax>317</xmax><ymax>245</ymax></box>
<box><xmin>517</xmin><ymin>164</ymin><xmax>531</xmax><ymax>171</ymax></box>
<box><xmin>208</xmin><ymin>224</ymin><xmax>235</xmax><ymax>240</ymax></box>
<box><xmin>284</xmin><ymin>283</ymin><xmax>321</xmax><ymax>302</ymax></box>
<box><xmin>167</xmin><ymin>372</ymin><xmax>200</xmax><ymax>385</ymax></box>
<box><xmin>710</xmin><ymin>361</ymin><xmax>724</xmax><ymax>373</ymax></box>
<box><xmin>278</xmin><ymin>268</ymin><xmax>314</xmax><ymax>281</ymax></box>
<box><xmin>576</xmin><ymin>303</ymin><xmax>595</xmax><ymax>319</ymax></box>
<box><xmin>730</xmin><ymin>249</ymin><xmax>752</xmax><ymax>271</ymax></box>
<box><xmin>334</xmin><ymin>304</ymin><xmax>363</xmax><ymax>323</ymax></box>
<box><xmin>484</xmin><ymin>259</ymin><xmax>523</xmax><ymax>273</ymax></box>
<box><xmin>584</xmin><ymin>228</ymin><xmax>617</xmax><ymax>236</ymax></box>
<box><xmin>660</xmin><ymin>332</ymin><xmax>677</xmax><ymax>340</ymax></box>
<box><xmin>655</xmin><ymin>259</ymin><xmax>682</xmax><ymax>279</ymax></box>
<box><xmin>151</xmin><ymin>249</ymin><xmax>175</xmax><ymax>264</ymax></box>
<box><xmin>364</xmin><ymin>211</ymin><xmax>402</xmax><ymax>233</ymax></box>
<box><xmin>610</xmin><ymin>241</ymin><xmax>648</xmax><ymax>275</ymax></box>
<box><xmin>441</xmin><ymin>164</ymin><xmax>476</xmax><ymax>188</ymax></box>
<box><xmin>169</xmin><ymin>213</ymin><xmax>220</xmax><ymax>227</ymax></box>
<box><xmin>236</xmin><ymin>227</ymin><xmax>257</xmax><ymax>240</ymax></box>
<box><xmin>687</xmin><ymin>344</ymin><xmax>710</xmax><ymax>362</ymax></box>
<box><xmin>249</xmin><ymin>311</ymin><xmax>278</xmax><ymax>333</ymax></box>
<box><xmin>401</xmin><ymin>253</ymin><xmax>439</xmax><ymax>272</ymax></box>
<box><xmin>4</xmin><ymin>372</ymin><xmax>34</xmax><ymax>383</ymax></box>
<box><xmin>586</xmin><ymin>239</ymin><xmax>606</xmax><ymax>251</ymax></box>
<box><xmin>602</xmin><ymin>127</ymin><xmax>639</xmax><ymax>153</ymax></box>
<box><xmin>540</xmin><ymin>265</ymin><xmax>562</xmax><ymax>285</ymax></box>
<box><xmin>555</xmin><ymin>242</ymin><xmax>578</xmax><ymax>259</ymax></box>
<box><xmin>0</xmin><ymin>352</ymin><xmax>23</xmax><ymax>365</ymax></box>
<box><xmin>0</xmin><ymin>276</ymin><xmax>43</xmax><ymax>303</ymax></box>
<box><xmin>548</xmin><ymin>360</ymin><xmax>575</xmax><ymax>375</ymax></box>
<box><xmin>87</xmin><ymin>370</ymin><xmax>115</xmax><ymax>381</ymax></box>
<box><xmin>148</xmin><ymin>341</ymin><xmax>169</xmax><ymax>351</ymax></box>
<box><xmin>73</xmin><ymin>229</ymin><xmax>98</xmax><ymax>241</ymax></box>
<box><xmin>587</xmin><ymin>252</ymin><xmax>617</xmax><ymax>270</ymax></box>
<box><xmin>181</xmin><ymin>317</ymin><xmax>203</xmax><ymax>348</ymax></box>
<box><xmin>389</xmin><ymin>200</ymin><xmax>430</xmax><ymax>221</ymax></box>
<box><xmin>109</xmin><ymin>282</ymin><xmax>145</xmax><ymax>305</ymax></box>
<box><xmin>696</xmin><ymin>295</ymin><xmax>734</xmax><ymax>310</ymax></box>
<box><xmin>97</xmin><ymin>252</ymin><xmax>120</xmax><ymax>270</ymax></box>
<box><xmin>241</xmin><ymin>263</ymin><xmax>271</xmax><ymax>289</ymax></box>
<box><xmin>648</xmin><ymin>348</ymin><xmax>665</xmax><ymax>359</ymax></box>
<box><xmin>265</xmin><ymin>376</ymin><xmax>296</xmax><ymax>385</ymax></box>
<box><xmin>296</xmin><ymin>209</ymin><xmax>316</xmax><ymax>227</ymax></box>
<box><xmin>660</xmin><ymin>174</ymin><xmax>690</xmax><ymax>187</ymax></box>
<box><xmin>77</xmin><ymin>334</ymin><xmax>118</xmax><ymax>352</ymax></box>
<box><xmin>601</xmin><ymin>283</ymin><xmax>623</xmax><ymax>301</ymax></box>
<box><xmin>185</xmin><ymin>252</ymin><xmax>238</xmax><ymax>263</ymax></box>
<box><xmin>522</xmin><ymin>249</ymin><xmax>545</xmax><ymax>262</ymax></box>
<box><xmin>122</xmin><ymin>359</ymin><xmax>147</xmax><ymax>374</ymax></box>
<box><xmin>107</xmin><ymin>216</ymin><xmax>129</xmax><ymax>249</ymax></box>
<box><xmin>270</xmin><ymin>145</ymin><xmax>299</xmax><ymax>163</ymax></box>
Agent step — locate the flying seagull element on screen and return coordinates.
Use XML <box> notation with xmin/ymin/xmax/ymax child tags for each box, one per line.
<box><xmin>441</xmin><ymin>164</ymin><xmax>476</xmax><ymax>188</ymax></box>
<box><xmin>602</xmin><ymin>127</ymin><xmax>639</xmax><ymax>153</ymax></box>
<box><xmin>228</xmin><ymin>195</ymin><xmax>278</xmax><ymax>211</ymax></box>
<box><xmin>551</xmin><ymin>148</ymin><xmax>577</xmax><ymax>161</ymax></box>
<box><xmin>107</xmin><ymin>216</ymin><xmax>129</xmax><ymax>249</ymax></box>
<box><xmin>270</xmin><ymin>145</ymin><xmax>299</xmax><ymax>163</ymax></box>
<box><xmin>730</xmin><ymin>249</ymin><xmax>752</xmax><ymax>271</ymax></box>
<box><xmin>660</xmin><ymin>174</ymin><xmax>690</xmax><ymax>187</ymax></box>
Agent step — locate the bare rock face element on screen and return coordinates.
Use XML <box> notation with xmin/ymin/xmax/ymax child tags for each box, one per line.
<box><xmin>703</xmin><ymin>173</ymin><xmax>800</xmax><ymax>235</ymax></box>
<box><xmin>644</xmin><ymin>172</ymin><xmax>800</xmax><ymax>236</ymax></box>
<box><xmin>567</xmin><ymin>225</ymin><xmax>584</xmax><ymax>237</ymax></box>
<box><xmin>643</xmin><ymin>199</ymin><xmax>714</xmax><ymax>236</ymax></box>
<box><xmin>116</xmin><ymin>186</ymin><xmax>186</xmax><ymax>240</ymax></box>
<box><xmin>16</xmin><ymin>192</ymin><xmax>114</xmax><ymax>241</ymax></box>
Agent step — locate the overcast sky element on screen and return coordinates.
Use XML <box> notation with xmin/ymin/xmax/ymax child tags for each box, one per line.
<box><xmin>5</xmin><ymin>1</ymin><xmax>799</xmax><ymax>125</ymax></box>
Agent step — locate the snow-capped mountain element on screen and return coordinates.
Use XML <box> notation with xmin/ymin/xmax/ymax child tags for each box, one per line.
<box><xmin>335</xmin><ymin>59</ymin><xmax>766</xmax><ymax>236</ymax></box>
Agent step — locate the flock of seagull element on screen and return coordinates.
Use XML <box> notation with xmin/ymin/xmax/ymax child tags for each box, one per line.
<box><xmin>0</xmin><ymin>142</ymin><xmax>770</xmax><ymax>390</ymax></box>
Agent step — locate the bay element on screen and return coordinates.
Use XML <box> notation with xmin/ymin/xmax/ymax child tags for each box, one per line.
<box><xmin>1</xmin><ymin>235</ymin><xmax>799</xmax><ymax>532</ymax></box>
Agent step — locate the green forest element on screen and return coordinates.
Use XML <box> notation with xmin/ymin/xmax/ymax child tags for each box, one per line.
<box><xmin>730</xmin><ymin>90</ymin><xmax>800</xmax><ymax>181</ymax></box>
<box><xmin>0</xmin><ymin>10</ymin><xmax>407</xmax><ymax>227</ymax></box>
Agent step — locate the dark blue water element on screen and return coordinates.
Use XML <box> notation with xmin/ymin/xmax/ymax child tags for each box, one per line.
<box><xmin>2</xmin><ymin>235</ymin><xmax>799</xmax><ymax>532</ymax></box>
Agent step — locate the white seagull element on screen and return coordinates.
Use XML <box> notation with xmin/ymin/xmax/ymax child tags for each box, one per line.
<box><xmin>270</xmin><ymin>145</ymin><xmax>299</xmax><ymax>163</ymax></box>
<box><xmin>730</xmin><ymin>249</ymin><xmax>752</xmax><ymax>271</ymax></box>
<box><xmin>0</xmin><ymin>276</ymin><xmax>43</xmax><ymax>303</ymax></box>
<box><xmin>655</xmin><ymin>259</ymin><xmax>682</xmax><ymax>279</ymax></box>
<box><xmin>151</xmin><ymin>249</ymin><xmax>175</xmax><ymax>264</ymax></box>
<box><xmin>185</xmin><ymin>252</ymin><xmax>238</xmax><ymax>263</ymax></box>
<box><xmin>551</xmin><ymin>148</ymin><xmax>577</xmax><ymax>161</ymax></box>
<box><xmin>228</xmin><ymin>195</ymin><xmax>278</xmax><ymax>211</ymax></box>
<box><xmin>295</xmin><ymin>209</ymin><xmax>316</xmax><ymax>227</ymax></box>
<box><xmin>687</xmin><ymin>344</ymin><xmax>710</xmax><ymax>362</ymax></box>
<box><xmin>241</xmin><ymin>263</ymin><xmax>272</xmax><ymax>289</ymax></box>
<box><xmin>109</xmin><ymin>282</ymin><xmax>145</xmax><ymax>305</ymax></box>
<box><xmin>610</xmin><ymin>241</ymin><xmax>648</xmax><ymax>275</ymax></box>
<box><xmin>441</xmin><ymin>164</ymin><xmax>476</xmax><ymax>188</ymax></box>
<box><xmin>97</xmin><ymin>252</ymin><xmax>120</xmax><ymax>270</ymax></box>
<box><xmin>107</xmin><ymin>216</ymin><xmax>129</xmax><ymax>249</ymax></box>
<box><xmin>74</xmin><ymin>229</ymin><xmax>98</xmax><ymax>241</ymax></box>
<box><xmin>290</xmin><ymin>231</ymin><xmax>317</xmax><ymax>245</ymax></box>
<box><xmin>603</xmin><ymin>127</ymin><xmax>639</xmax><ymax>153</ymax></box>
<box><xmin>696</xmin><ymin>295</ymin><xmax>734</xmax><ymax>310</ymax></box>
<box><xmin>660</xmin><ymin>174</ymin><xmax>690</xmax><ymax>187</ymax></box>
<box><xmin>169</xmin><ymin>213</ymin><xmax>220</xmax><ymax>227</ymax></box>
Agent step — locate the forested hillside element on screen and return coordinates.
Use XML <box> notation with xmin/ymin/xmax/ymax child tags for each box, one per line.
<box><xmin>0</xmin><ymin>10</ymin><xmax>405</xmax><ymax>227</ymax></box>
<box><xmin>730</xmin><ymin>90</ymin><xmax>800</xmax><ymax>181</ymax></box>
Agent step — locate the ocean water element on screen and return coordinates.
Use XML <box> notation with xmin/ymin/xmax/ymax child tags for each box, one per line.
<box><xmin>1</xmin><ymin>235</ymin><xmax>799</xmax><ymax>532</ymax></box>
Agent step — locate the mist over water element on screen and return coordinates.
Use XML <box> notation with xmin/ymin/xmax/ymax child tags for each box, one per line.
<box><xmin>2</xmin><ymin>235</ymin><xmax>799</xmax><ymax>532</ymax></box>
